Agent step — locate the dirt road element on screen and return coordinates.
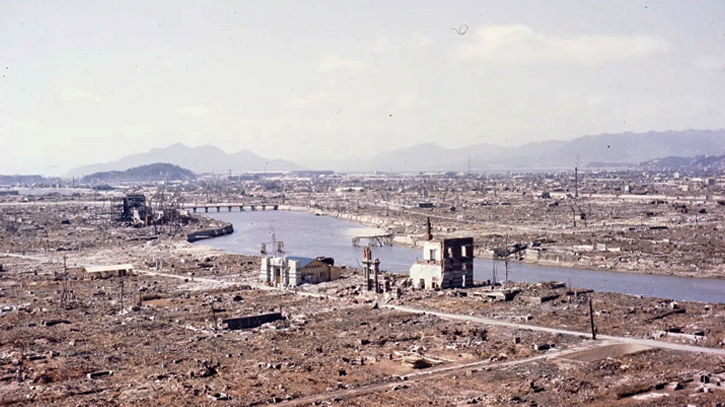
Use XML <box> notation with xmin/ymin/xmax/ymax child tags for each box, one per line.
<box><xmin>272</xmin><ymin>340</ymin><xmax>611</xmax><ymax>406</ymax></box>
<box><xmin>385</xmin><ymin>304</ymin><xmax>725</xmax><ymax>356</ymax></box>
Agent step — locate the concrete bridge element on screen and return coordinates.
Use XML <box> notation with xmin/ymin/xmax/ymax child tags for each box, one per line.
<box><xmin>180</xmin><ymin>203</ymin><xmax>282</xmax><ymax>213</ymax></box>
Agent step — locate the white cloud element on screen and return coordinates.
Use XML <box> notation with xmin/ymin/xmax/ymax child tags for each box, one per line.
<box><xmin>177</xmin><ymin>106</ymin><xmax>212</xmax><ymax>118</ymax></box>
<box><xmin>60</xmin><ymin>88</ymin><xmax>102</xmax><ymax>102</ymax></box>
<box><xmin>319</xmin><ymin>55</ymin><xmax>365</xmax><ymax>72</ymax></box>
<box><xmin>284</xmin><ymin>91</ymin><xmax>331</xmax><ymax>108</ymax></box>
<box><xmin>372</xmin><ymin>35</ymin><xmax>398</xmax><ymax>53</ymax></box>
<box><xmin>396</xmin><ymin>93</ymin><xmax>427</xmax><ymax>111</ymax></box>
<box><xmin>13</xmin><ymin>120</ymin><xmax>41</xmax><ymax>129</ymax></box>
<box><xmin>453</xmin><ymin>24</ymin><xmax>669</xmax><ymax>66</ymax></box>
<box><xmin>409</xmin><ymin>32</ymin><xmax>435</xmax><ymax>48</ymax></box>
<box><xmin>372</xmin><ymin>32</ymin><xmax>435</xmax><ymax>53</ymax></box>
<box><xmin>694</xmin><ymin>55</ymin><xmax>725</xmax><ymax>70</ymax></box>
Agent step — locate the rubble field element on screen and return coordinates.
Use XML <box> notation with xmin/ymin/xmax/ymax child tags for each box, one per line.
<box><xmin>401</xmin><ymin>282</ymin><xmax>725</xmax><ymax>349</ymax></box>
<box><xmin>337</xmin><ymin>348</ymin><xmax>724</xmax><ymax>406</ymax></box>
<box><xmin>1</xmin><ymin>256</ymin><xmax>586</xmax><ymax>406</ymax></box>
<box><xmin>1</xmin><ymin>200</ymin><xmax>725</xmax><ymax>405</ymax></box>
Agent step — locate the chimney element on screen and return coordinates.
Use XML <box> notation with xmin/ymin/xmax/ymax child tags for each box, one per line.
<box><xmin>424</xmin><ymin>217</ymin><xmax>433</xmax><ymax>241</ymax></box>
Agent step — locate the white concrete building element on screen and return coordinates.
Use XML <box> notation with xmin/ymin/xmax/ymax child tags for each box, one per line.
<box><xmin>260</xmin><ymin>257</ymin><xmax>302</xmax><ymax>287</ymax></box>
<box><xmin>260</xmin><ymin>256</ymin><xmax>341</xmax><ymax>287</ymax></box>
<box><xmin>409</xmin><ymin>219</ymin><xmax>474</xmax><ymax>290</ymax></box>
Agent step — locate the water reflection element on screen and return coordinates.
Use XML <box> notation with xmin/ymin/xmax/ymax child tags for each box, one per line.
<box><xmin>196</xmin><ymin>210</ymin><xmax>725</xmax><ymax>303</ymax></box>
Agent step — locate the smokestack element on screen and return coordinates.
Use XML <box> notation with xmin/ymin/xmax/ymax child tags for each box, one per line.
<box><xmin>424</xmin><ymin>217</ymin><xmax>433</xmax><ymax>241</ymax></box>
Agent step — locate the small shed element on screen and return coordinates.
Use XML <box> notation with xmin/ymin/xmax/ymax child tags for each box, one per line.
<box><xmin>84</xmin><ymin>264</ymin><xmax>134</xmax><ymax>280</ymax></box>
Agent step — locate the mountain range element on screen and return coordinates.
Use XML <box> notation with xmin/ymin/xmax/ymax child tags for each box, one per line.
<box><xmin>66</xmin><ymin>129</ymin><xmax>725</xmax><ymax>176</ymax></box>
<box><xmin>67</xmin><ymin>144</ymin><xmax>302</xmax><ymax>177</ymax></box>
<box><xmin>362</xmin><ymin>129</ymin><xmax>725</xmax><ymax>172</ymax></box>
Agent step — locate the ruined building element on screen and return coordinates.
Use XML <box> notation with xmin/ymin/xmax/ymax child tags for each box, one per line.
<box><xmin>362</xmin><ymin>246</ymin><xmax>381</xmax><ymax>293</ymax></box>
<box><xmin>118</xmin><ymin>194</ymin><xmax>150</xmax><ymax>223</ymax></box>
<box><xmin>260</xmin><ymin>256</ymin><xmax>340</xmax><ymax>287</ymax></box>
<box><xmin>409</xmin><ymin>218</ymin><xmax>474</xmax><ymax>289</ymax></box>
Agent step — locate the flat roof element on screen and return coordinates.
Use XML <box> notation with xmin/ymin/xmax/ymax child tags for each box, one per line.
<box><xmin>85</xmin><ymin>264</ymin><xmax>134</xmax><ymax>273</ymax></box>
<box><xmin>287</xmin><ymin>256</ymin><xmax>315</xmax><ymax>268</ymax></box>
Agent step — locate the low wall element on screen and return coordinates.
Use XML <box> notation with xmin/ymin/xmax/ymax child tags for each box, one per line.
<box><xmin>222</xmin><ymin>312</ymin><xmax>283</xmax><ymax>330</ymax></box>
<box><xmin>186</xmin><ymin>224</ymin><xmax>234</xmax><ymax>243</ymax></box>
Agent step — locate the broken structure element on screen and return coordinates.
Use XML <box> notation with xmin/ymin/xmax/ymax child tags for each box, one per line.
<box><xmin>409</xmin><ymin>218</ymin><xmax>474</xmax><ymax>289</ymax></box>
<box><xmin>119</xmin><ymin>194</ymin><xmax>150</xmax><ymax>223</ymax></box>
<box><xmin>361</xmin><ymin>246</ymin><xmax>382</xmax><ymax>293</ymax></box>
<box><xmin>222</xmin><ymin>312</ymin><xmax>283</xmax><ymax>330</ymax></box>
<box><xmin>260</xmin><ymin>255</ymin><xmax>340</xmax><ymax>287</ymax></box>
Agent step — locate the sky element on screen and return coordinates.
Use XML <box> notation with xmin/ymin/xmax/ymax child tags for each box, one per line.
<box><xmin>1</xmin><ymin>0</ymin><xmax>724</xmax><ymax>175</ymax></box>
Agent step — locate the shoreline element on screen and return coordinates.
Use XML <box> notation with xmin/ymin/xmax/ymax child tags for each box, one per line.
<box><xmin>309</xmin><ymin>208</ymin><xmax>723</xmax><ymax>280</ymax></box>
<box><xmin>192</xmin><ymin>205</ymin><xmax>723</xmax><ymax>281</ymax></box>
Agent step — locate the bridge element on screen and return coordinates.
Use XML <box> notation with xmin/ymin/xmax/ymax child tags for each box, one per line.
<box><xmin>180</xmin><ymin>203</ymin><xmax>283</xmax><ymax>213</ymax></box>
<box><xmin>352</xmin><ymin>232</ymin><xmax>394</xmax><ymax>247</ymax></box>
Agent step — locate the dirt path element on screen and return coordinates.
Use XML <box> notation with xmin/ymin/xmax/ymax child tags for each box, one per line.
<box><xmin>386</xmin><ymin>304</ymin><xmax>725</xmax><ymax>356</ymax></box>
<box><xmin>272</xmin><ymin>340</ymin><xmax>610</xmax><ymax>406</ymax></box>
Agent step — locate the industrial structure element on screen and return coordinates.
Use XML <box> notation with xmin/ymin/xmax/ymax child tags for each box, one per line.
<box><xmin>409</xmin><ymin>218</ymin><xmax>474</xmax><ymax>290</ymax></box>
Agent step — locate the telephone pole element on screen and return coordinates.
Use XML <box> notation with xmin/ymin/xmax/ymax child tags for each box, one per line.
<box><xmin>589</xmin><ymin>299</ymin><xmax>596</xmax><ymax>340</ymax></box>
<box><xmin>504</xmin><ymin>260</ymin><xmax>509</xmax><ymax>284</ymax></box>
<box><xmin>119</xmin><ymin>280</ymin><xmax>125</xmax><ymax>313</ymax></box>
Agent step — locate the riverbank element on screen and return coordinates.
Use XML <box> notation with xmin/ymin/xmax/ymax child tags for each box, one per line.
<box><xmin>291</xmin><ymin>206</ymin><xmax>725</xmax><ymax>280</ymax></box>
<box><xmin>190</xmin><ymin>209</ymin><xmax>725</xmax><ymax>302</ymax></box>
<box><xmin>189</xmin><ymin>204</ymin><xmax>723</xmax><ymax>280</ymax></box>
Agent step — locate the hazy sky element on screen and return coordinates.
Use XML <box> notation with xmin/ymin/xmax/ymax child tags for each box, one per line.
<box><xmin>1</xmin><ymin>0</ymin><xmax>724</xmax><ymax>175</ymax></box>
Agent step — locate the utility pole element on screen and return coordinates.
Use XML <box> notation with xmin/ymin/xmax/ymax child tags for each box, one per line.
<box><xmin>119</xmin><ymin>280</ymin><xmax>124</xmax><ymax>313</ymax></box>
<box><xmin>589</xmin><ymin>299</ymin><xmax>596</xmax><ymax>340</ymax></box>
<box><xmin>504</xmin><ymin>260</ymin><xmax>509</xmax><ymax>284</ymax></box>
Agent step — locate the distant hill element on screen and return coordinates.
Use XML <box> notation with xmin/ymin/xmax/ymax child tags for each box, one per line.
<box><xmin>364</xmin><ymin>129</ymin><xmax>725</xmax><ymax>172</ymax></box>
<box><xmin>640</xmin><ymin>154</ymin><xmax>725</xmax><ymax>172</ymax></box>
<box><xmin>68</xmin><ymin>143</ymin><xmax>303</xmax><ymax>177</ymax></box>
<box><xmin>80</xmin><ymin>163</ymin><xmax>197</xmax><ymax>184</ymax></box>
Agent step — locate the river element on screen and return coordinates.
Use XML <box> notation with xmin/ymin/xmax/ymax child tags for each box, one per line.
<box><xmin>195</xmin><ymin>210</ymin><xmax>725</xmax><ymax>303</ymax></box>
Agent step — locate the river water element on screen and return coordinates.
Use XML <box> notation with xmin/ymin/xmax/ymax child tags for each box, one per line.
<box><xmin>195</xmin><ymin>210</ymin><xmax>725</xmax><ymax>303</ymax></box>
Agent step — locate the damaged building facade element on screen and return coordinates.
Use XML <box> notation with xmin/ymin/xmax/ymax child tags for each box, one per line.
<box><xmin>119</xmin><ymin>194</ymin><xmax>150</xmax><ymax>223</ymax></box>
<box><xmin>409</xmin><ymin>218</ymin><xmax>474</xmax><ymax>289</ymax></box>
<box><xmin>260</xmin><ymin>256</ymin><xmax>341</xmax><ymax>287</ymax></box>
